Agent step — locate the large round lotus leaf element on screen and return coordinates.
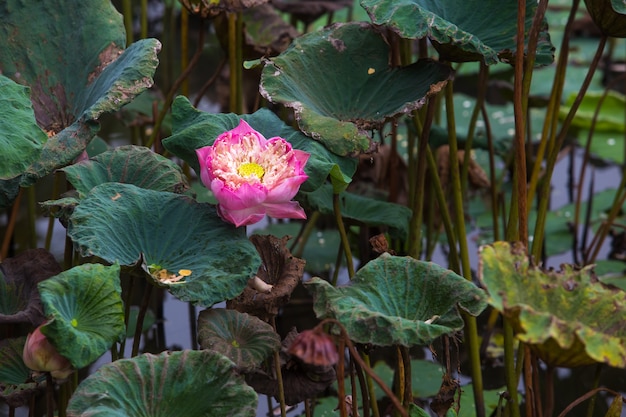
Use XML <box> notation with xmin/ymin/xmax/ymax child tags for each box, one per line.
<box><xmin>478</xmin><ymin>241</ymin><xmax>626</xmax><ymax>368</ymax></box>
<box><xmin>259</xmin><ymin>22</ymin><xmax>452</xmax><ymax>156</ymax></box>
<box><xmin>67</xmin><ymin>350</ymin><xmax>257</xmax><ymax>417</ymax></box>
<box><xmin>0</xmin><ymin>75</ymin><xmax>47</xmax><ymax>180</ymax></box>
<box><xmin>0</xmin><ymin>0</ymin><xmax>160</xmax><ymax>189</ymax></box>
<box><xmin>38</xmin><ymin>263</ymin><xmax>125</xmax><ymax>369</ymax></box>
<box><xmin>361</xmin><ymin>0</ymin><xmax>554</xmax><ymax>66</ymax></box>
<box><xmin>61</xmin><ymin>145</ymin><xmax>189</xmax><ymax>198</ymax></box>
<box><xmin>0</xmin><ymin>249</ymin><xmax>62</xmax><ymax>326</ymax></box>
<box><xmin>68</xmin><ymin>182</ymin><xmax>261</xmax><ymax>307</ymax></box>
<box><xmin>164</xmin><ymin>96</ymin><xmax>357</xmax><ymax>193</ymax></box>
<box><xmin>305</xmin><ymin>253</ymin><xmax>487</xmax><ymax>346</ymax></box>
<box><xmin>197</xmin><ymin>309</ymin><xmax>281</xmax><ymax>371</ymax></box>
<box><xmin>0</xmin><ymin>337</ymin><xmax>40</xmax><ymax>408</ymax></box>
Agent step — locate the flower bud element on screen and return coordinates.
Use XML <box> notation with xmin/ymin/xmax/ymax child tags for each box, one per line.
<box><xmin>23</xmin><ymin>326</ymin><xmax>73</xmax><ymax>380</ymax></box>
<box><xmin>287</xmin><ymin>328</ymin><xmax>339</xmax><ymax>367</ymax></box>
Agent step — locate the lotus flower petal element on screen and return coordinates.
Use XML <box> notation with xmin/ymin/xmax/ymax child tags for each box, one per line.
<box><xmin>196</xmin><ymin>120</ymin><xmax>309</xmax><ymax>227</ymax></box>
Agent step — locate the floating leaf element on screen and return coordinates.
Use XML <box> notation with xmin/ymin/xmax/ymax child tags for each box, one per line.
<box><xmin>0</xmin><ymin>0</ymin><xmax>160</xmax><ymax>190</ymax></box>
<box><xmin>38</xmin><ymin>263</ymin><xmax>125</xmax><ymax>369</ymax></box>
<box><xmin>560</xmin><ymin>90</ymin><xmax>625</xmax><ymax>133</ymax></box>
<box><xmin>0</xmin><ymin>75</ymin><xmax>47</xmax><ymax>180</ymax></box>
<box><xmin>305</xmin><ymin>253</ymin><xmax>487</xmax><ymax>346</ymax></box>
<box><xmin>0</xmin><ymin>337</ymin><xmax>40</xmax><ymax>408</ymax></box>
<box><xmin>300</xmin><ymin>183</ymin><xmax>413</xmax><ymax>240</ymax></box>
<box><xmin>164</xmin><ymin>96</ymin><xmax>358</xmax><ymax>192</ymax></box>
<box><xmin>0</xmin><ymin>249</ymin><xmax>62</xmax><ymax>326</ymax></box>
<box><xmin>68</xmin><ymin>183</ymin><xmax>261</xmax><ymax>307</ymax></box>
<box><xmin>197</xmin><ymin>309</ymin><xmax>281</xmax><ymax>370</ymax></box>
<box><xmin>228</xmin><ymin>235</ymin><xmax>305</xmax><ymax>320</ymax></box>
<box><xmin>260</xmin><ymin>22</ymin><xmax>452</xmax><ymax>156</ymax></box>
<box><xmin>361</xmin><ymin>0</ymin><xmax>554</xmax><ymax>65</ymax></box>
<box><xmin>478</xmin><ymin>241</ymin><xmax>626</xmax><ymax>368</ymax></box>
<box><xmin>67</xmin><ymin>350</ymin><xmax>258</xmax><ymax>417</ymax></box>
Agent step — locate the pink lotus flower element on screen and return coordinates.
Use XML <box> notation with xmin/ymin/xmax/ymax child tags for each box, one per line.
<box><xmin>196</xmin><ymin>120</ymin><xmax>310</xmax><ymax>227</ymax></box>
<box><xmin>23</xmin><ymin>325</ymin><xmax>74</xmax><ymax>380</ymax></box>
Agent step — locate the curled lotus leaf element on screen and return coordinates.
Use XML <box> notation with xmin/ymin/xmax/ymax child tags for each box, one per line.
<box><xmin>0</xmin><ymin>249</ymin><xmax>62</xmax><ymax>326</ymax></box>
<box><xmin>584</xmin><ymin>0</ymin><xmax>626</xmax><ymax>37</ymax></box>
<box><xmin>0</xmin><ymin>0</ymin><xmax>160</xmax><ymax>195</ymax></box>
<box><xmin>180</xmin><ymin>0</ymin><xmax>268</xmax><ymax>18</ymax></box>
<box><xmin>227</xmin><ymin>235</ymin><xmax>305</xmax><ymax>321</ymax></box>
<box><xmin>164</xmin><ymin>96</ymin><xmax>358</xmax><ymax>193</ymax></box>
<box><xmin>478</xmin><ymin>241</ymin><xmax>626</xmax><ymax>368</ymax></box>
<box><xmin>361</xmin><ymin>0</ymin><xmax>554</xmax><ymax>65</ymax></box>
<box><xmin>197</xmin><ymin>308</ymin><xmax>281</xmax><ymax>371</ymax></box>
<box><xmin>67</xmin><ymin>350</ymin><xmax>257</xmax><ymax>417</ymax></box>
<box><xmin>38</xmin><ymin>263</ymin><xmax>125</xmax><ymax>370</ymax></box>
<box><xmin>259</xmin><ymin>22</ymin><xmax>452</xmax><ymax>156</ymax></box>
<box><xmin>305</xmin><ymin>253</ymin><xmax>487</xmax><ymax>346</ymax></box>
<box><xmin>68</xmin><ymin>182</ymin><xmax>261</xmax><ymax>307</ymax></box>
<box><xmin>0</xmin><ymin>337</ymin><xmax>40</xmax><ymax>408</ymax></box>
<box><xmin>272</xmin><ymin>0</ymin><xmax>353</xmax><ymax>25</ymax></box>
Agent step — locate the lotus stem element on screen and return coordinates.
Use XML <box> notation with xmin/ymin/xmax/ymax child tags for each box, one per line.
<box><xmin>46</xmin><ymin>372</ymin><xmax>54</xmax><ymax>417</ymax></box>
<box><xmin>503</xmin><ymin>319</ymin><xmax>521</xmax><ymax>417</ymax></box>
<box><xmin>26</xmin><ymin>185</ymin><xmax>37</xmax><ymax>249</ymax></box>
<box><xmin>527</xmin><ymin>0</ymin><xmax>580</xmax><ymax>208</ymax></box>
<box><xmin>584</xmin><ymin>364</ymin><xmax>603</xmax><ymax>417</ymax></box>
<box><xmin>353</xmin><ymin>355</ymin><xmax>371</xmax><ymax>417</ymax></box>
<box><xmin>333</xmin><ymin>192</ymin><xmax>355</xmax><ymax>279</ymax></box>
<box><xmin>396</xmin><ymin>345</ymin><xmax>405</xmax><ymax>414</ymax></box>
<box><xmin>146</xmin><ymin>19</ymin><xmax>206</xmax><ymax>149</ymax></box>
<box><xmin>290</xmin><ymin>210</ymin><xmax>320</xmax><ymax>257</ymax></box>
<box><xmin>362</xmin><ymin>352</ymin><xmax>381</xmax><ymax>417</ymax></box>
<box><xmin>556</xmin><ymin>388</ymin><xmax>625</xmax><ymax>417</ymax></box>
<box><xmin>271</xmin><ymin>317</ymin><xmax>287</xmax><ymax>417</ymax></box>
<box><xmin>350</xmin><ymin>361</ymin><xmax>359</xmax><ymax>417</ymax></box>
<box><xmin>1</xmin><ymin>188</ymin><xmax>22</xmax><ymax>260</ymax></box>
<box><xmin>228</xmin><ymin>12</ymin><xmax>243</xmax><ymax>114</ymax></box>
<box><xmin>188</xmin><ymin>302</ymin><xmax>197</xmax><ymax>350</ymax></box>
<box><xmin>44</xmin><ymin>173</ymin><xmax>61</xmax><ymax>250</ymax></box>
<box><xmin>131</xmin><ymin>282</ymin><xmax>154</xmax><ymax>357</ymax></box>
<box><xmin>140</xmin><ymin>0</ymin><xmax>148</xmax><ymax>39</ymax></box>
<box><xmin>531</xmin><ymin>33</ymin><xmax>607</xmax><ymax>259</ymax></box>
<box><xmin>445</xmin><ymin>79</ymin><xmax>485</xmax><ymax>417</ymax></box>
<box><xmin>180</xmin><ymin>7</ymin><xmax>189</xmax><ymax>97</ymax></box>
<box><xmin>122</xmin><ymin>0</ymin><xmax>133</xmax><ymax>46</ymax></box>
<box><xmin>337</xmin><ymin>338</ymin><xmax>348</xmax><ymax>417</ymax></box>
<box><xmin>319</xmin><ymin>319</ymin><xmax>407</xmax><ymax>417</ymax></box>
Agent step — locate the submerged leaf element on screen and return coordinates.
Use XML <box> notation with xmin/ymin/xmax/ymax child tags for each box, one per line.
<box><xmin>38</xmin><ymin>263</ymin><xmax>125</xmax><ymax>369</ymax></box>
<box><xmin>68</xmin><ymin>183</ymin><xmax>261</xmax><ymax>307</ymax></box>
<box><xmin>479</xmin><ymin>241</ymin><xmax>626</xmax><ymax>368</ymax></box>
<box><xmin>260</xmin><ymin>22</ymin><xmax>452</xmax><ymax>155</ymax></box>
<box><xmin>67</xmin><ymin>350</ymin><xmax>257</xmax><ymax>417</ymax></box>
<box><xmin>305</xmin><ymin>253</ymin><xmax>487</xmax><ymax>346</ymax></box>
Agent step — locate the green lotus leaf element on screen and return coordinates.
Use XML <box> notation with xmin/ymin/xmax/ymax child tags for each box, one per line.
<box><xmin>67</xmin><ymin>350</ymin><xmax>258</xmax><ymax>417</ymax></box>
<box><xmin>0</xmin><ymin>337</ymin><xmax>40</xmax><ymax>408</ymax></box>
<box><xmin>61</xmin><ymin>145</ymin><xmax>190</xmax><ymax>198</ymax></box>
<box><xmin>68</xmin><ymin>182</ymin><xmax>261</xmax><ymax>307</ymax></box>
<box><xmin>38</xmin><ymin>263</ymin><xmax>125</xmax><ymax>369</ymax></box>
<box><xmin>305</xmin><ymin>253</ymin><xmax>487</xmax><ymax>346</ymax></box>
<box><xmin>361</xmin><ymin>0</ymin><xmax>554</xmax><ymax>66</ymax></box>
<box><xmin>300</xmin><ymin>183</ymin><xmax>412</xmax><ymax>240</ymax></box>
<box><xmin>612</xmin><ymin>0</ymin><xmax>626</xmax><ymax>13</ymax></box>
<box><xmin>0</xmin><ymin>0</ymin><xmax>160</xmax><ymax>190</ymax></box>
<box><xmin>164</xmin><ymin>96</ymin><xmax>358</xmax><ymax>192</ymax></box>
<box><xmin>259</xmin><ymin>22</ymin><xmax>453</xmax><ymax>156</ymax></box>
<box><xmin>197</xmin><ymin>308</ymin><xmax>281</xmax><ymax>370</ymax></box>
<box><xmin>0</xmin><ymin>249</ymin><xmax>62</xmax><ymax>326</ymax></box>
<box><xmin>0</xmin><ymin>75</ymin><xmax>48</xmax><ymax>180</ymax></box>
<box><xmin>478</xmin><ymin>241</ymin><xmax>626</xmax><ymax>368</ymax></box>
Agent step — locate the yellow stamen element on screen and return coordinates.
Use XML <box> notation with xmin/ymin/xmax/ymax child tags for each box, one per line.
<box><xmin>238</xmin><ymin>162</ymin><xmax>265</xmax><ymax>179</ymax></box>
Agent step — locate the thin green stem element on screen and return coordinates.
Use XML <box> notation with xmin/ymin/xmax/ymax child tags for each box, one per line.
<box><xmin>337</xmin><ymin>339</ymin><xmax>348</xmax><ymax>417</ymax></box>
<box><xmin>531</xmin><ymin>35</ymin><xmax>607</xmax><ymax>260</ymax></box>
<box><xmin>333</xmin><ymin>193</ymin><xmax>355</xmax><ymax>279</ymax></box>
<box><xmin>271</xmin><ymin>317</ymin><xmax>288</xmax><ymax>417</ymax></box>
<box><xmin>503</xmin><ymin>319</ymin><xmax>521</xmax><ymax>417</ymax></box>
<box><xmin>363</xmin><ymin>352</ymin><xmax>381</xmax><ymax>417</ymax></box>
<box><xmin>140</xmin><ymin>0</ymin><xmax>148</xmax><ymax>39</ymax></box>
<box><xmin>445</xmin><ymin>79</ymin><xmax>485</xmax><ymax>417</ymax></box>
<box><xmin>131</xmin><ymin>283</ymin><xmax>153</xmax><ymax>357</ymax></box>
<box><xmin>122</xmin><ymin>0</ymin><xmax>133</xmax><ymax>46</ymax></box>
<box><xmin>584</xmin><ymin>364</ymin><xmax>603</xmax><ymax>417</ymax></box>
